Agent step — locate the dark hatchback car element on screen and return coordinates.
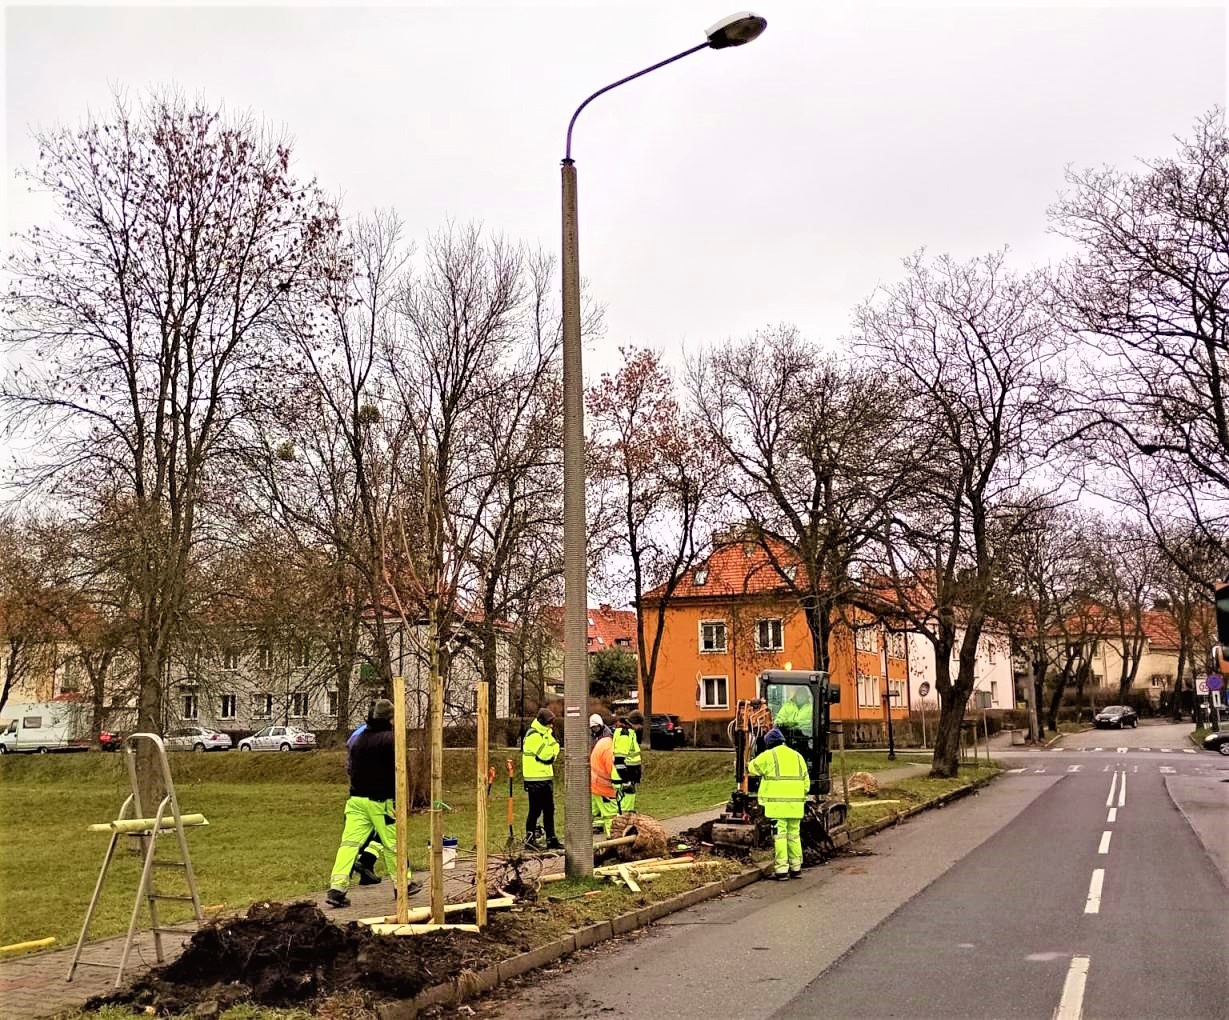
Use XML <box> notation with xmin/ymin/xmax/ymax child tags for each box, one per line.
<box><xmin>649</xmin><ymin>713</ymin><xmax>687</xmax><ymax>750</ymax></box>
<box><xmin>1094</xmin><ymin>705</ymin><xmax>1138</xmax><ymax>729</ymax></box>
<box><xmin>1202</xmin><ymin>729</ymin><xmax>1229</xmax><ymax>756</ymax></box>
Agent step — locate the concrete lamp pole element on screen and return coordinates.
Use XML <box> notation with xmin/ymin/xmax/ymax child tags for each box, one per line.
<box><xmin>559</xmin><ymin>11</ymin><xmax>767</xmax><ymax>878</ymax></box>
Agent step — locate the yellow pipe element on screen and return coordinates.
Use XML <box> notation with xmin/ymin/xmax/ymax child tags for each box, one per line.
<box><xmin>0</xmin><ymin>937</ymin><xmax>55</xmax><ymax>954</ymax></box>
<box><xmin>88</xmin><ymin>814</ymin><xmax>207</xmax><ymax>833</ymax></box>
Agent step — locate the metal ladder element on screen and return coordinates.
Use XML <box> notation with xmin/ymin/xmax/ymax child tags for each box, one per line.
<box><xmin>67</xmin><ymin>733</ymin><xmax>206</xmax><ymax>988</ymax></box>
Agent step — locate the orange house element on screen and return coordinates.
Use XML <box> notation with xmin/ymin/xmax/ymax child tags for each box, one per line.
<box><xmin>638</xmin><ymin>537</ymin><xmax>910</xmax><ymax>724</ymax></box>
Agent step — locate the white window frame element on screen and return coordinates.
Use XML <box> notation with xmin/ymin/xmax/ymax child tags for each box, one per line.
<box><xmin>295</xmin><ymin>640</ymin><xmax>311</xmax><ymax>669</ymax></box>
<box><xmin>327</xmin><ymin>690</ymin><xmax>339</xmax><ymax>717</ymax></box>
<box><xmin>855</xmin><ymin>627</ymin><xmax>877</xmax><ymax>653</ymax></box>
<box><xmin>182</xmin><ymin>693</ymin><xmax>199</xmax><ymax>720</ymax></box>
<box><xmin>259</xmin><ymin>645</ymin><xmax>274</xmax><ymax>670</ymax></box>
<box><xmin>698</xmin><ymin>675</ymin><xmax>729</xmax><ymax>710</ymax></box>
<box><xmin>990</xmin><ymin>681</ymin><xmax>999</xmax><ymax>703</ymax></box>
<box><xmin>888</xmin><ymin>678</ymin><xmax>906</xmax><ymax>705</ymax></box>
<box><xmin>754</xmin><ymin>618</ymin><xmax>784</xmax><ymax>652</ymax></box>
<box><xmin>220</xmin><ymin>693</ymin><xmax>237</xmax><ymax>720</ymax></box>
<box><xmin>887</xmin><ymin>632</ymin><xmax>906</xmax><ymax>660</ymax></box>
<box><xmin>253</xmin><ymin>692</ymin><xmax>273</xmax><ymax>719</ymax></box>
<box><xmin>222</xmin><ymin>648</ymin><xmax>239</xmax><ymax>671</ymax></box>
<box><xmin>856</xmin><ymin>673</ymin><xmax>879</xmax><ymax>709</ymax></box>
<box><xmin>290</xmin><ymin>691</ymin><xmax>309</xmax><ymax>718</ymax></box>
<box><xmin>699</xmin><ymin>619</ymin><xmax>728</xmax><ymax>654</ymax></box>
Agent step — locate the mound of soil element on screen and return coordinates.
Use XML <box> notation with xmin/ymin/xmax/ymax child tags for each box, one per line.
<box><xmin>87</xmin><ymin>900</ymin><xmax>532</xmax><ymax>1015</ymax></box>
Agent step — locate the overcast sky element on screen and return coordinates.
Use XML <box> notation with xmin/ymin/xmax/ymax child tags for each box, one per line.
<box><xmin>4</xmin><ymin>1</ymin><xmax>1226</xmax><ymax>384</ymax></box>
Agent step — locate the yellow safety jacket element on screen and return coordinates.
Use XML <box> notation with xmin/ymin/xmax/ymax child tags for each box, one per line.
<box><xmin>521</xmin><ymin>718</ymin><xmax>560</xmax><ymax>781</ymax></box>
<box><xmin>612</xmin><ymin>727</ymin><xmax>641</xmax><ymax>766</ymax></box>
<box><xmin>775</xmin><ymin>699</ymin><xmax>813</xmax><ymax>732</ymax></box>
<box><xmin>747</xmin><ymin>744</ymin><xmax>809</xmax><ymax>819</ymax></box>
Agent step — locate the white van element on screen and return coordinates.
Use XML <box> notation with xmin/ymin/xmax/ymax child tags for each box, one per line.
<box><xmin>0</xmin><ymin>701</ymin><xmax>92</xmax><ymax>754</ymax></box>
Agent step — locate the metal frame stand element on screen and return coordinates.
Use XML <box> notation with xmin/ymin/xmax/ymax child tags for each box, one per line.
<box><xmin>67</xmin><ymin>733</ymin><xmax>205</xmax><ymax>987</ymax></box>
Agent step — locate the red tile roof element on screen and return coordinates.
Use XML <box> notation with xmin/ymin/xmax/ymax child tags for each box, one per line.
<box><xmin>642</xmin><ymin>537</ymin><xmax>803</xmax><ymax>603</ymax></box>
<box><xmin>545</xmin><ymin>604</ymin><xmax>638</xmax><ymax>654</ymax></box>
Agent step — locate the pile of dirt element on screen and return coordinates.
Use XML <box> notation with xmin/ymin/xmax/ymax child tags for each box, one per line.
<box><xmin>87</xmin><ymin>900</ymin><xmax>532</xmax><ymax>1015</ymax></box>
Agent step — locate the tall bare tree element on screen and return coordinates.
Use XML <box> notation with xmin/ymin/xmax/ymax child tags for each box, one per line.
<box><xmin>589</xmin><ymin>347</ymin><xmax>710</xmax><ymax>743</ymax></box>
<box><xmin>855</xmin><ymin>251</ymin><xmax>1060</xmax><ymax>777</ymax></box>
<box><xmin>1</xmin><ymin>92</ymin><xmax>337</xmax><ymax>795</ymax></box>
<box><xmin>688</xmin><ymin>328</ymin><xmax>915</xmax><ymax>674</ymax></box>
<box><xmin>1052</xmin><ymin>109</ymin><xmax>1229</xmax><ymax>566</ymax></box>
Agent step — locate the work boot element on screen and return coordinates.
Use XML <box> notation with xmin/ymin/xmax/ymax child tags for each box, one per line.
<box><xmin>393</xmin><ymin>880</ymin><xmax>423</xmax><ymax>900</ymax></box>
<box><xmin>545</xmin><ymin>839</ymin><xmax>564</xmax><ymax>851</ymax></box>
<box><xmin>325</xmin><ymin>888</ymin><xmax>349</xmax><ymax>908</ymax></box>
<box><xmin>355</xmin><ymin>853</ymin><xmax>382</xmax><ymax>886</ymax></box>
<box><xmin>773</xmin><ymin>872</ymin><xmax>790</xmax><ymax>882</ymax></box>
<box><xmin>789</xmin><ymin>870</ymin><xmax>803</xmax><ymax>880</ymax></box>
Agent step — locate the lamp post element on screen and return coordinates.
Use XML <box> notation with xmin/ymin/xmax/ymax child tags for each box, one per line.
<box><xmin>559</xmin><ymin>11</ymin><xmax>767</xmax><ymax>878</ymax></box>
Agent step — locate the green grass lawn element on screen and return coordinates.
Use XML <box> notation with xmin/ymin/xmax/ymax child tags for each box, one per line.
<box><xmin>845</xmin><ymin>763</ymin><xmax>1000</xmax><ymax>827</ymax></box>
<box><xmin>0</xmin><ymin>746</ymin><xmax>964</xmax><ymax>951</ymax></box>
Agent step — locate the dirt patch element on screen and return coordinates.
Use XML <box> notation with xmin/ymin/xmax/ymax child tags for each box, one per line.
<box><xmin>87</xmin><ymin>900</ymin><xmax>532</xmax><ymax>1015</ymax></box>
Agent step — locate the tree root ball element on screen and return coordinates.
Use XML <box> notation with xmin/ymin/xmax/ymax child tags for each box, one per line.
<box><xmin>608</xmin><ymin>813</ymin><xmax>668</xmax><ymax>859</ymax></box>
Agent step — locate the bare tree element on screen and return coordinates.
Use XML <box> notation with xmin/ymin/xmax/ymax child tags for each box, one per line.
<box><xmin>589</xmin><ymin>347</ymin><xmax>710</xmax><ymax>744</ymax></box>
<box><xmin>855</xmin><ymin>251</ymin><xmax>1060</xmax><ymax>777</ymax></box>
<box><xmin>1052</xmin><ymin>109</ymin><xmax>1229</xmax><ymax>564</ymax></box>
<box><xmin>0</xmin><ymin>514</ymin><xmax>62</xmax><ymax>716</ymax></box>
<box><xmin>1091</xmin><ymin>521</ymin><xmax>1162</xmax><ymax>703</ymax></box>
<box><xmin>688</xmin><ymin>328</ymin><xmax>916</xmax><ymax>675</ymax></box>
<box><xmin>0</xmin><ymin>92</ymin><xmax>337</xmax><ymax>796</ymax></box>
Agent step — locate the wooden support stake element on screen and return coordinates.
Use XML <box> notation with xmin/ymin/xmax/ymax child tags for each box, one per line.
<box><xmin>617</xmin><ymin>865</ymin><xmax>640</xmax><ymax>893</ymax></box>
<box><xmin>366</xmin><ymin>922</ymin><xmax>481</xmax><ymax>936</ymax></box>
<box><xmin>88</xmin><ymin>814</ymin><xmax>207</xmax><ymax>833</ymax></box>
<box><xmin>428</xmin><ymin>604</ymin><xmax>445</xmax><ymax>925</ymax></box>
<box><xmin>476</xmin><ymin>680</ymin><xmax>489</xmax><ymax>929</ymax></box>
<box><xmin>358</xmin><ymin>896</ymin><xmax>515</xmax><ymax>928</ymax></box>
<box><xmin>592</xmin><ymin>834</ymin><xmax>638</xmax><ymax>851</ymax></box>
<box><xmin>393</xmin><ymin>673</ymin><xmax>410</xmax><ymax>926</ymax></box>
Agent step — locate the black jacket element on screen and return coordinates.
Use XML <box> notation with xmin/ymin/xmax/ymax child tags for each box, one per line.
<box><xmin>349</xmin><ymin>718</ymin><xmax>396</xmax><ymax>801</ymax></box>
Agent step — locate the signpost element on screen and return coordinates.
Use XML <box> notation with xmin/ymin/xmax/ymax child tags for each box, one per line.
<box><xmin>1208</xmin><ymin>674</ymin><xmax>1224</xmax><ymax>732</ymax></box>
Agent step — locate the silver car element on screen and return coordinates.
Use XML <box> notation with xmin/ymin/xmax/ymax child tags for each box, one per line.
<box><xmin>164</xmin><ymin>726</ymin><xmax>232</xmax><ymax>752</ymax></box>
<box><xmin>238</xmin><ymin>725</ymin><xmax>317</xmax><ymax>752</ymax></box>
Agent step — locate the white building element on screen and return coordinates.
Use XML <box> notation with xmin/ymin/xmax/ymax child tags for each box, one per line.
<box><xmin>905</xmin><ymin>627</ymin><xmax>1014</xmax><ymax>713</ymax></box>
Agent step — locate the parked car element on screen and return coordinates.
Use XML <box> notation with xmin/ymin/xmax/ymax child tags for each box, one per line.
<box><xmin>238</xmin><ymin>725</ymin><xmax>317</xmax><ymax>752</ymax></box>
<box><xmin>164</xmin><ymin>726</ymin><xmax>232</xmax><ymax>752</ymax></box>
<box><xmin>99</xmin><ymin>730</ymin><xmax>125</xmax><ymax>752</ymax></box>
<box><xmin>1093</xmin><ymin>705</ymin><xmax>1138</xmax><ymax>729</ymax></box>
<box><xmin>649</xmin><ymin>713</ymin><xmax>686</xmax><ymax>750</ymax></box>
<box><xmin>1202</xmin><ymin>729</ymin><xmax>1229</xmax><ymax>755</ymax></box>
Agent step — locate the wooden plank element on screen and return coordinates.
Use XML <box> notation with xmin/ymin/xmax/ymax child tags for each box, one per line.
<box><xmin>393</xmin><ymin>673</ymin><xmax>410</xmax><ymax>926</ymax></box>
<box><xmin>357</xmin><ymin>896</ymin><xmax>515</xmax><ymax>927</ymax></box>
<box><xmin>366</xmin><ymin>923</ymin><xmax>481</xmax><ymax>936</ymax></box>
<box><xmin>617</xmin><ymin>865</ymin><xmax>640</xmax><ymax>893</ymax></box>
<box><xmin>88</xmin><ymin>815</ymin><xmax>207</xmax><ymax>833</ymax></box>
<box><xmin>476</xmin><ymin>680</ymin><xmax>489</xmax><ymax>929</ymax></box>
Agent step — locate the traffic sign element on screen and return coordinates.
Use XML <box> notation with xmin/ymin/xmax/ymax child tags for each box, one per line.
<box><xmin>1196</xmin><ymin>676</ymin><xmax>1210</xmax><ymax>696</ymax></box>
<box><xmin>918</xmin><ymin>682</ymin><xmax>931</xmax><ymax>697</ymax></box>
<box><xmin>1207</xmin><ymin>674</ymin><xmax>1224</xmax><ymax>692</ymax></box>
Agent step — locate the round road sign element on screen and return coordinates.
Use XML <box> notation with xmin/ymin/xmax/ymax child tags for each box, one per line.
<box><xmin>919</xmin><ymin>682</ymin><xmax>931</xmax><ymax>697</ymax></box>
<box><xmin>1207</xmin><ymin>674</ymin><xmax>1224</xmax><ymax>692</ymax></box>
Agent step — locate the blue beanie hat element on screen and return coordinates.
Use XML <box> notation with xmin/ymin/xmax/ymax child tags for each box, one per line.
<box><xmin>764</xmin><ymin>727</ymin><xmax>785</xmax><ymax>749</ymax></box>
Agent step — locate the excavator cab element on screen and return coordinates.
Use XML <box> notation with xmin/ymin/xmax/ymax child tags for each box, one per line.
<box><xmin>707</xmin><ymin>669</ymin><xmax>845</xmax><ymax>852</ymax></box>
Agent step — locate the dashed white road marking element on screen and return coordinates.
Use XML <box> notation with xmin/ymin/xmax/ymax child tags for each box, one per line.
<box><xmin>1092</xmin><ymin>747</ymin><xmax>1103</xmax><ymax>752</ymax></box>
<box><xmin>1105</xmin><ymin>772</ymin><xmax>1118</xmax><ymax>807</ymax></box>
<box><xmin>1033</xmin><ymin>768</ymin><xmax>1047</xmax><ymax>774</ymax></box>
<box><xmin>1140</xmin><ymin>747</ymin><xmax>1150</xmax><ymax>752</ymax></box>
<box><xmin>1107</xmin><ymin>807</ymin><xmax>1117</xmax><ymax>823</ymax></box>
<box><xmin>1084</xmin><ymin>870</ymin><xmax>1105</xmax><ymax>913</ymax></box>
<box><xmin>1118</xmin><ymin>771</ymin><xmax>1127</xmax><ymax>807</ymax></box>
<box><xmin>1159</xmin><ymin>765</ymin><xmax>1176</xmax><ymax>774</ymax></box>
<box><xmin>1101</xmin><ymin>764</ymin><xmax>1110</xmax><ymax>772</ymax></box>
<box><xmin>1183</xmin><ymin>749</ymin><xmax>1196</xmax><ymax>754</ymax></box>
<box><xmin>1097</xmin><ymin>831</ymin><xmax>1112</xmax><ymax>854</ymax></box>
<box><xmin>1160</xmin><ymin>748</ymin><xmax>1172</xmax><ymax>753</ymax></box>
<box><xmin>1131</xmin><ymin>764</ymin><xmax>1138</xmax><ymax>774</ymax></box>
<box><xmin>1066</xmin><ymin>764</ymin><xmax>1082</xmax><ymax>773</ymax></box>
<box><xmin>1007</xmin><ymin>767</ymin><xmax>1026</xmax><ymax>774</ymax></box>
<box><xmin>1116</xmin><ymin>747</ymin><xmax>1127</xmax><ymax>753</ymax></box>
<box><xmin>1054</xmin><ymin>956</ymin><xmax>1091</xmax><ymax>1020</ymax></box>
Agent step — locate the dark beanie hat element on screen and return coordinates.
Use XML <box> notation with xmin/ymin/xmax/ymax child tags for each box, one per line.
<box><xmin>764</xmin><ymin>727</ymin><xmax>785</xmax><ymax>749</ymax></box>
<box><xmin>372</xmin><ymin>698</ymin><xmax>394</xmax><ymax>721</ymax></box>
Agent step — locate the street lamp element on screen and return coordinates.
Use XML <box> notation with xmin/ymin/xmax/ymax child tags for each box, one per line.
<box><xmin>559</xmin><ymin>12</ymin><xmax>767</xmax><ymax>878</ymax></box>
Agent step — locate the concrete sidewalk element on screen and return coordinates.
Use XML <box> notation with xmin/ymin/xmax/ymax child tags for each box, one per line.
<box><xmin>0</xmin><ymin>759</ymin><xmax>936</xmax><ymax>1019</ymax></box>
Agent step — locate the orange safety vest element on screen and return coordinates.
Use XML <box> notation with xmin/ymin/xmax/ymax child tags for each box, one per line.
<box><xmin>590</xmin><ymin>736</ymin><xmax>618</xmax><ymax>798</ymax></box>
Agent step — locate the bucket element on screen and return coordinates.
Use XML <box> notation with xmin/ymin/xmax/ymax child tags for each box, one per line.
<box><xmin>428</xmin><ymin>836</ymin><xmax>459</xmax><ymax>870</ymax></box>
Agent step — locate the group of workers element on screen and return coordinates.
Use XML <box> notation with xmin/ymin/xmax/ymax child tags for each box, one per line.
<box><xmin>322</xmin><ymin>687</ymin><xmax>813</xmax><ymax>905</ymax></box>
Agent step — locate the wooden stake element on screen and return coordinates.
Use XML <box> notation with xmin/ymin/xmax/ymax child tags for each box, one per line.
<box><xmin>366</xmin><ymin>922</ymin><xmax>481</xmax><ymax>936</ymax></box>
<box><xmin>475</xmin><ymin>680</ymin><xmax>489</xmax><ymax>929</ymax></box>
<box><xmin>429</xmin><ymin>603</ymin><xmax>445</xmax><ymax>925</ymax></box>
<box><xmin>358</xmin><ymin>896</ymin><xmax>515</xmax><ymax>928</ymax></box>
<box><xmin>393</xmin><ymin>673</ymin><xmax>410</xmax><ymax>926</ymax></box>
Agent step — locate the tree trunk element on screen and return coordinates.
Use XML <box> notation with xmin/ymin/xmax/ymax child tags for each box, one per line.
<box><xmin>803</xmin><ymin>596</ymin><xmax>832</xmax><ymax>673</ymax></box>
<box><xmin>930</xmin><ymin>651</ymin><xmax>963</xmax><ymax>777</ymax></box>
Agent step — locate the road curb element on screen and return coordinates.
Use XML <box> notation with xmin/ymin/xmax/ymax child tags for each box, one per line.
<box><xmin>391</xmin><ymin>771</ymin><xmax>999</xmax><ymax>1017</ymax></box>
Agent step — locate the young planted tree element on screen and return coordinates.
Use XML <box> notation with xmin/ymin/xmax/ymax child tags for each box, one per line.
<box><xmin>1</xmin><ymin>92</ymin><xmax>337</xmax><ymax>797</ymax></box>
<box><xmin>1092</xmin><ymin>521</ymin><xmax>1161</xmax><ymax>703</ymax></box>
<box><xmin>589</xmin><ymin>347</ymin><xmax>709</xmax><ymax>748</ymax></box>
<box><xmin>855</xmin><ymin>251</ymin><xmax>1060</xmax><ymax>777</ymax></box>
<box><xmin>687</xmin><ymin>328</ymin><xmax>915</xmax><ymax>674</ymax></box>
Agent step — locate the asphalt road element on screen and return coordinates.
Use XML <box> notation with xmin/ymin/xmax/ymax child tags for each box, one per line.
<box><xmin>477</xmin><ymin>720</ymin><xmax>1229</xmax><ymax>1020</ymax></box>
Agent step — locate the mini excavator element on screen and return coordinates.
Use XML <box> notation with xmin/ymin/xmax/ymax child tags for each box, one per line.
<box><xmin>706</xmin><ymin>669</ymin><xmax>849</xmax><ymax>853</ymax></box>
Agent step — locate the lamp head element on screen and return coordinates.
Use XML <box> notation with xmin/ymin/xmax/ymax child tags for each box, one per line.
<box><xmin>706</xmin><ymin>12</ymin><xmax>768</xmax><ymax>49</ymax></box>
